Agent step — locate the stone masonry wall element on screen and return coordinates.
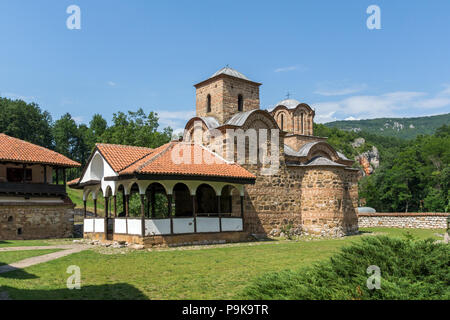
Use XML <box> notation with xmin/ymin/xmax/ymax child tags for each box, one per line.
<box><xmin>358</xmin><ymin>213</ymin><xmax>449</xmax><ymax>229</ymax></box>
<box><xmin>0</xmin><ymin>203</ymin><xmax>75</xmax><ymax>240</ymax></box>
<box><xmin>195</xmin><ymin>76</ymin><xmax>260</xmax><ymax>124</ymax></box>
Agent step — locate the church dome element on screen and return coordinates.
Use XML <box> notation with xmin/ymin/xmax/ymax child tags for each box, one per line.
<box><xmin>275</xmin><ymin>99</ymin><xmax>301</xmax><ymax>109</ymax></box>
<box><xmin>211</xmin><ymin>66</ymin><xmax>250</xmax><ymax>81</ymax></box>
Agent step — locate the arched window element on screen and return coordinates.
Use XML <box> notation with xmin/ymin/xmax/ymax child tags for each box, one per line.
<box><xmin>237</xmin><ymin>94</ymin><xmax>243</xmax><ymax>112</ymax></box>
<box><xmin>206</xmin><ymin>94</ymin><xmax>211</xmax><ymax>113</ymax></box>
<box><xmin>280</xmin><ymin>114</ymin><xmax>284</xmax><ymax>131</ymax></box>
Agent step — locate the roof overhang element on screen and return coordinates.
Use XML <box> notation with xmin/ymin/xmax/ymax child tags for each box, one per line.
<box><xmin>104</xmin><ymin>173</ymin><xmax>255</xmax><ymax>185</ymax></box>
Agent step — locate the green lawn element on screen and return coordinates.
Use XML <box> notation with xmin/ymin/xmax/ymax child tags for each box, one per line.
<box><xmin>0</xmin><ymin>227</ymin><xmax>445</xmax><ymax>300</ymax></box>
<box><xmin>0</xmin><ymin>249</ymin><xmax>62</xmax><ymax>266</ymax></box>
<box><xmin>67</xmin><ymin>187</ymin><xmax>104</xmax><ymax>213</ymax></box>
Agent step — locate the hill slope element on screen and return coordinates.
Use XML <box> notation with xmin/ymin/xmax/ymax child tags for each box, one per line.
<box><xmin>325</xmin><ymin>113</ymin><xmax>450</xmax><ymax>139</ymax></box>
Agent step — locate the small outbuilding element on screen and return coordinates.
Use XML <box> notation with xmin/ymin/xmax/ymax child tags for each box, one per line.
<box><xmin>0</xmin><ymin>133</ymin><xmax>81</xmax><ymax>239</ymax></box>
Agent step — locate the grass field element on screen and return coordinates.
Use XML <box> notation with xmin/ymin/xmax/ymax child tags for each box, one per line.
<box><xmin>0</xmin><ymin>249</ymin><xmax>62</xmax><ymax>266</ymax></box>
<box><xmin>67</xmin><ymin>187</ymin><xmax>104</xmax><ymax>213</ymax></box>
<box><xmin>0</xmin><ymin>227</ymin><xmax>444</xmax><ymax>300</ymax></box>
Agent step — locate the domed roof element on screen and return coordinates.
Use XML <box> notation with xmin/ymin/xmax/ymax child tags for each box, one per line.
<box><xmin>211</xmin><ymin>66</ymin><xmax>250</xmax><ymax>81</ymax></box>
<box><xmin>275</xmin><ymin>99</ymin><xmax>301</xmax><ymax>109</ymax></box>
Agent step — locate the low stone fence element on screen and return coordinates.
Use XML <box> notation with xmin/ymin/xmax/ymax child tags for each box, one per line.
<box><xmin>358</xmin><ymin>212</ymin><xmax>449</xmax><ymax>229</ymax></box>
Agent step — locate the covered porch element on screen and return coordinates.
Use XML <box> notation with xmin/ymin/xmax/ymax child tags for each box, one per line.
<box><xmin>79</xmin><ymin>178</ymin><xmax>248</xmax><ymax>246</ymax></box>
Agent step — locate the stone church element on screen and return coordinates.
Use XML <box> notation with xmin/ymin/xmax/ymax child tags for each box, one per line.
<box><xmin>71</xmin><ymin>66</ymin><xmax>359</xmax><ymax>247</ymax></box>
<box><xmin>183</xmin><ymin>66</ymin><xmax>359</xmax><ymax>237</ymax></box>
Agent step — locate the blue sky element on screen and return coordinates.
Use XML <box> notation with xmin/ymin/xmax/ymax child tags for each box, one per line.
<box><xmin>1</xmin><ymin>0</ymin><xmax>449</xmax><ymax>132</ymax></box>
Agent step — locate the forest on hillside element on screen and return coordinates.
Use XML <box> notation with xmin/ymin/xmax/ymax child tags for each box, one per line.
<box><xmin>1</xmin><ymin>97</ymin><xmax>449</xmax><ymax>213</ymax></box>
<box><xmin>325</xmin><ymin>113</ymin><xmax>450</xmax><ymax>139</ymax></box>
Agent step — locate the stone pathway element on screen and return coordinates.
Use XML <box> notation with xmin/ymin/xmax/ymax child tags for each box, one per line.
<box><xmin>0</xmin><ymin>245</ymin><xmax>89</xmax><ymax>274</ymax></box>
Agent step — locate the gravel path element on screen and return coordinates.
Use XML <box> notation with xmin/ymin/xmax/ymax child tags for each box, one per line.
<box><xmin>0</xmin><ymin>245</ymin><xmax>89</xmax><ymax>274</ymax></box>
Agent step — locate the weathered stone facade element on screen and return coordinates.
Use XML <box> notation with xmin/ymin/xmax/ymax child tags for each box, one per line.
<box><xmin>0</xmin><ymin>201</ymin><xmax>75</xmax><ymax>240</ymax></box>
<box><xmin>358</xmin><ymin>213</ymin><xmax>449</xmax><ymax>229</ymax></box>
<box><xmin>195</xmin><ymin>75</ymin><xmax>261</xmax><ymax>124</ymax></box>
<box><xmin>184</xmin><ymin>67</ymin><xmax>361</xmax><ymax>238</ymax></box>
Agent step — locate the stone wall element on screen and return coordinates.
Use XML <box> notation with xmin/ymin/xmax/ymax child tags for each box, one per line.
<box><xmin>358</xmin><ymin>213</ymin><xmax>449</xmax><ymax>229</ymax></box>
<box><xmin>242</xmin><ymin>161</ymin><xmax>359</xmax><ymax>237</ymax></box>
<box><xmin>0</xmin><ymin>202</ymin><xmax>75</xmax><ymax>240</ymax></box>
<box><xmin>195</xmin><ymin>76</ymin><xmax>260</xmax><ymax>124</ymax></box>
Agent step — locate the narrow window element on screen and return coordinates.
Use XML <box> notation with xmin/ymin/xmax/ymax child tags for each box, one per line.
<box><xmin>301</xmin><ymin>113</ymin><xmax>304</xmax><ymax>134</ymax></box>
<box><xmin>207</xmin><ymin>94</ymin><xmax>211</xmax><ymax>113</ymax></box>
<box><xmin>280</xmin><ymin>114</ymin><xmax>284</xmax><ymax>131</ymax></box>
<box><xmin>238</xmin><ymin>94</ymin><xmax>243</xmax><ymax>112</ymax></box>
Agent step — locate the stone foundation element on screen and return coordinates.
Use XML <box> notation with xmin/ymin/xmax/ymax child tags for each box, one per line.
<box><xmin>0</xmin><ymin>202</ymin><xmax>75</xmax><ymax>240</ymax></box>
<box><xmin>358</xmin><ymin>213</ymin><xmax>449</xmax><ymax>229</ymax></box>
<box><xmin>84</xmin><ymin>231</ymin><xmax>250</xmax><ymax>248</ymax></box>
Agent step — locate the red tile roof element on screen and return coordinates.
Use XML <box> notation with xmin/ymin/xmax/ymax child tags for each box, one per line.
<box><xmin>67</xmin><ymin>178</ymin><xmax>80</xmax><ymax>185</ymax></box>
<box><xmin>0</xmin><ymin>133</ymin><xmax>80</xmax><ymax>167</ymax></box>
<box><xmin>96</xmin><ymin>143</ymin><xmax>154</xmax><ymax>172</ymax></box>
<box><xmin>118</xmin><ymin>141</ymin><xmax>255</xmax><ymax>180</ymax></box>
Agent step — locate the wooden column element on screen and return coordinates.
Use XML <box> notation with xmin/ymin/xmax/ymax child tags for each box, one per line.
<box><xmin>63</xmin><ymin>169</ymin><xmax>66</xmax><ymax>187</ymax></box>
<box><xmin>94</xmin><ymin>198</ymin><xmax>97</xmax><ymax>217</ymax></box>
<box><xmin>122</xmin><ymin>190</ymin><xmax>126</xmax><ymax>216</ymax></box>
<box><xmin>22</xmin><ymin>164</ymin><xmax>26</xmax><ymax>183</ymax></box>
<box><xmin>125</xmin><ymin>194</ymin><xmax>129</xmax><ymax>217</ymax></box>
<box><xmin>104</xmin><ymin>196</ymin><xmax>109</xmax><ymax>238</ymax></box>
<box><xmin>168</xmin><ymin>194</ymin><xmax>173</xmax><ymax>234</ymax></box>
<box><xmin>140</xmin><ymin>194</ymin><xmax>145</xmax><ymax>237</ymax></box>
<box><xmin>43</xmin><ymin>165</ymin><xmax>47</xmax><ymax>184</ymax></box>
<box><xmin>83</xmin><ymin>200</ymin><xmax>87</xmax><ymax>218</ymax></box>
<box><xmin>113</xmin><ymin>195</ymin><xmax>117</xmax><ymax>217</ymax></box>
<box><xmin>217</xmin><ymin>195</ymin><xmax>222</xmax><ymax>232</ymax></box>
<box><xmin>240</xmin><ymin>195</ymin><xmax>245</xmax><ymax>230</ymax></box>
<box><xmin>192</xmin><ymin>195</ymin><xmax>197</xmax><ymax>233</ymax></box>
<box><xmin>105</xmin><ymin>196</ymin><xmax>109</xmax><ymax>217</ymax></box>
<box><xmin>151</xmin><ymin>186</ymin><xmax>155</xmax><ymax>218</ymax></box>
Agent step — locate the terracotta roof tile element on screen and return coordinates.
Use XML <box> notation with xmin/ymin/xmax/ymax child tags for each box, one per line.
<box><xmin>67</xmin><ymin>177</ymin><xmax>80</xmax><ymax>185</ymax></box>
<box><xmin>119</xmin><ymin>141</ymin><xmax>255</xmax><ymax>180</ymax></box>
<box><xmin>96</xmin><ymin>143</ymin><xmax>154</xmax><ymax>172</ymax></box>
<box><xmin>0</xmin><ymin>133</ymin><xmax>80</xmax><ymax>167</ymax></box>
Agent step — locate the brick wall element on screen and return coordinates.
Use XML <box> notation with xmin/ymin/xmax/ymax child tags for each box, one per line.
<box><xmin>0</xmin><ymin>203</ymin><xmax>74</xmax><ymax>240</ymax></box>
<box><xmin>358</xmin><ymin>213</ymin><xmax>449</xmax><ymax>229</ymax></box>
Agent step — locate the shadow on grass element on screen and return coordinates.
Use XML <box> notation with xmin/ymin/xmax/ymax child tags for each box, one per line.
<box><xmin>0</xmin><ymin>268</ymin><xmax>38</xmax><ymax>279</ymax></box>
<box><xmin>0</xmin><ymin>283</ymin><xmax>148</xmax><ymax>300</ymax></box>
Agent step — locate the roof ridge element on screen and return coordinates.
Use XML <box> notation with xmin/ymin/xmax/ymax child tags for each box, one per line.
<box><xmin>134</xmin><ymin>142</ymin><xmax>174</xmax><ymax>173</ymax></box>
<box><xmin>96</xmin><ymin>142</ymin><xmax>153</xmax><ymax>150</ymax></box>
<box><xmin>112</xmin><ymin>148</ymin><xmax>157</xmax><ymax>173</ymax></box>
<box><xmin>119</xmin><ymin>142</ymin><xmax>174</xmax><ymax>174</ymax></box>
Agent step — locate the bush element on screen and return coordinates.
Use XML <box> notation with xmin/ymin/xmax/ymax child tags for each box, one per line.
<box><xmin>242</xmin><ymin>236</ymin><xmax>449</xmax><ymax>300</ymax></box>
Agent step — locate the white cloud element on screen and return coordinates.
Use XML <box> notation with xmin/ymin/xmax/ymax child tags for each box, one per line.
<box><xmin>313</xmin><ymin>88</ymin><xmax>450</xmax><ymax>123</ymax></box>
<box><xmin>274</xmin><ymin>65</ymin><xmax>306</xmax><ymax>73</ymax></box>
<box><xmin>1</xmin><ymin>92</ymin><xmax>36</xmax><ymax>102</ymax></box>
<box><xmin>314</xmin><ymin>83</ymin><xmax>368</xmax><ymax>96</ymax></box>
<box><xmin>72</xmin><ymin>116</ymin><xmax>85</xmax><ymax>124</ymax></box>
<box><xmin>107</xmin><ymin>81</ymin><xmax>116</xmax><ymax>87</ymax></box>
<box><xmin>315</xmin><ymin>111</ymin><xmax>337</xmax><ymax>123</ymax></box>
<box><xmin>155</xmin><ymin>109</ymin><xmax>196</xmax><ymax>131</ymax></box>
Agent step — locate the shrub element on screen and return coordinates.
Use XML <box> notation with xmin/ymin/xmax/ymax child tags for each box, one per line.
<box><xmin>242</xmin><ymin>236</ymin><xmax>449</xmax><ymax>300</ymax></box>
